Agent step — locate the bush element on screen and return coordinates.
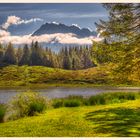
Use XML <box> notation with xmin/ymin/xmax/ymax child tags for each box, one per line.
<box><xmin>0</xmin><ymin>104</ymin><xmax>6</xmax><ymax>123</ymax></box>
<box><xmin>89</xmin><ymin>95</ymin><xmax>106</xmax><ymax>105</ymax></box>
<box><xmin>53</xmin><ymin>100</ymin><xmax>63</xmax><ymax>108</ymax></box>
<box><xmin>108</xmin><ymin>92</ymin><xmax>136</xmax><ymax>102</ymax></box>
<box><xmin>28</xmin><ymin>101</ymin><xmax>47</xmax><ymax>116</ymax></box>
<box><xmin>8</xmin><ymin>91</ymin><xmax>47</xmax><ymax>120</ymax></box>
<box><xmin>64</xmin><ymin>99</ymin><xmax>81</xmax><ymax>107</ymax></box>
<box><xmin>125</xmin><ymin>93</ymin><xmax>135</xmax><ymax>100</ymax></box>
<box><xmin>52</xmin><ymin>95</ymin><xmax>84</xmax><ymax>108</ymax></box>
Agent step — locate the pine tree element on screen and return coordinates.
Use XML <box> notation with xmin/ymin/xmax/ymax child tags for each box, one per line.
<box><xmin>94</xmin><ymin>3</ymin><xmax>140</xmax><ymax>82</ymax></box>
<box><xmin>19</xmin><ymin>44</ymin><xmax>30</xmax><ymax>65</ymax></box>
<box><xmin>3</xmin><ymin>43</ymin><xmax>16</xmax><ymax>65</ymax></box>
<box><xmin>30</xmin><ymin>41</ymin><xmax>44</xmax><ymax>66</ymax></box>
<box><xmin>95</xmin><ymin>3</ymin><xmax>139</xmax><ymax>43</ymax></box>
<box><xmin>62</xmin><ymin>47</ymin><xmax>72</xmax><ymax>70</ymax></box>
<box><xmin>16</xmin><ymin>47</ymin><xmax>23</xmax><ymax>63</ymax></box>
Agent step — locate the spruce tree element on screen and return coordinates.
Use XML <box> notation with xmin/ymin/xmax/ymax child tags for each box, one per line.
<box><xmin>3</xmin><ymin>43</ymin><xmax>16</xmax><ymax>65</ymax></box>
<box><xmin>94</xmin><ymin>3</ymin><xmax>140</xmax><ymax>82</ymax></box>
<box><xmin>16</xmin><ymin>47</ymin><xmax>23</xmax><ymax>63</ymax></box>
<box><xmin>19</xmin><ymin>44</ymin><xmax>30</xmax><ymax>65</ymax></box>
<box><xmin>30</xmin><ymin>41</ymin><xmax>44</xmax><ymax>66</ymax></box>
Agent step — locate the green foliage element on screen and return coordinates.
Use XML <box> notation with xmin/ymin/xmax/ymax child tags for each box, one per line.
<box><xmin>89</xmin><ymin>95</ymin><xmax>106</xmax><ymax>105</ymax></box>
<box><xmin>93</xmin><ymin>4</ymin><xmax>140</xmax><ymax>84</ymax></box>
<box><xmin>28</xmin><ymin>101</ymin><xmax>47</xmax><ymax>116</ymax></box>
<box><xmin>3</xmin><ymin>43</ymin><xmax>16</xmax><ymax>65</ymax></box>
<box><xmin>0</xmin><ymin>104</ymin><xmax>6</xmax><ymax>123</ymax></box>
<box><xmin>89</xmin><ymin>92</ymin><xmax>136</xmax><ymax>105</ymax></box>
<box><xmin>52</xmin><ymin>95</ymin><xmax>84</xmax><ymax>108</ymax></box>
<box><xmin>52</xmin><ymin>100</ymin><xmax>64</xmax><ymax>108</ymax></box>
<box><xmin>0</xmin><ymin>65</ymin><xmax>112</xmax><ymax>87</ymax></box>
<box><xmin>8</xmin><ymin>91</ymin><xmax>47</xmax><ymax>120</ymax></box>
<box><xmin>96</xmin><ymin>4</ymin><xmax>139</xmax><ymax>42</ymax></box>
<box><xmin>30</xmin><ymin>41</ymin><xmax>44</xmax><ymax>66</ymax></box>
<box><xmin>64</xmin><ymin>99</ymin><xmax>81</xmax><ymax>107</ymax></box>
<box><xmin>19</xmin><ymin>44</ymin><xmax>30</xmax><ymax>65</ymax></box>
<box><xmin>52</xmin><ymin>92</ymin><xmax>138</xmax><ymax>108</ymax></box>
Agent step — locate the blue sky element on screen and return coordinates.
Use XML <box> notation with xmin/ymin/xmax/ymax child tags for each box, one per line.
<box><xmin>0</xmin><ymin>3</ymin><xmax>108</xmax><ymax>35</ymax></box>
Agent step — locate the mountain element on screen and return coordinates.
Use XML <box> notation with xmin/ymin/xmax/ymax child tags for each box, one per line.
<box><xmin>32</xmin><ymin>22</ymin><xmax>97</xmax><ymax>37</ymax></box>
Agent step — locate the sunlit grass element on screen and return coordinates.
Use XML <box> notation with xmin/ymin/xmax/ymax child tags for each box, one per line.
<box><xmin>0</xmin><ymin>99</ymin><xmax>140</xmax><ymax>137</ymax></box>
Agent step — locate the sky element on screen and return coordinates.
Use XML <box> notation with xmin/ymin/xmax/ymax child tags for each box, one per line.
<box><xmin>0</xmin><ymin>3</ymin><xmax>108</xmax><ymax>36</ymax></box>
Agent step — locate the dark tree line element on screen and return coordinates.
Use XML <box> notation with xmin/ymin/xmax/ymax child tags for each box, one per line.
<box><xmin>0</xmin><ymin>42</ymin><xmax>95</xmax><ymax>70</ymax></box>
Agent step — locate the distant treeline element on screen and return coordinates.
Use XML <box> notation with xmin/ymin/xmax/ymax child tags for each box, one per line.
<box><xmin>0</xmin><ymin>42</ymin><xmax>95</xmax><ymax>70</ymax></box>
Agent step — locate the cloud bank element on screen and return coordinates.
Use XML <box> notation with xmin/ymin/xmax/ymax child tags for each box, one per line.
<box><xmin>0</xmin><ymin>33</ymin><xmax>102</xmax><ymax>45</ymax></box>
<box><xmin>2</xmin><ymin>15</ymin><xmax>43</xmax><ymax>29</ymax></box>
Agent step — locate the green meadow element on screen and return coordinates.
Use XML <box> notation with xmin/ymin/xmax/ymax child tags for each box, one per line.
<box><xmin>0</xmin><ymin>65</ymin><xmax>139</xmax><ymax>89</ymax></box>
<box><xmin>0</xmin><ymin>91</ymin><xmax>140</xmax><ymax>137</ymax></box>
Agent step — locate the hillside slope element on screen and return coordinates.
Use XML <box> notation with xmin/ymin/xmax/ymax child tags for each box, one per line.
<box><xmin>0</xmin><ymin>65</ymin><xmax>111</xmax><ymax>87</ymax></box>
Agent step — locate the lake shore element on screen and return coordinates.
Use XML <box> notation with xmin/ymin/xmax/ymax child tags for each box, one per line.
<box><xmin>0</xmin><ymin>84</ymin><xmax>140</xmax><ymax>104</ymax></box>
<box><xmin>0</xmin><ymin>83</ymin><xmax>140</xmax><ymax>90</ymax></box>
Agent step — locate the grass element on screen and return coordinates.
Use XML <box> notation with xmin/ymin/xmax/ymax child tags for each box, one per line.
<box><xmin>0</xmin><ymin>65</ymin><xmax>139</xmax><ymax>88</ymax></box>
<box><xmin>0</xmin><ymin>65</ymin><xmax>110</xmax><ymax>87</ymax></box>
<box><xmin>0</xmin><ymin>104</ymin><xmax>6</xmax><ymax>123</ymax></box>
<box><xmin>52</xmin><ymin>92</ymin><xmax>139</xmax><ymax>108</ymax></box>
<box><xmin>0</xmin><ymin>98</ymin><xmax>140</xmax><ymax>136</ymax></box>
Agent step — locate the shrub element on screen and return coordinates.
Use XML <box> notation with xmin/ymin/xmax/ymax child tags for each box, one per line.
<box><xmin>52</xmin><ymin>92</ymin><xmax>137</xmax><ymax>109</ymax></box>
<box><xmin>88</xmin><ymin>95</ymin><xmax>106</xmax><ymax>105</ymax></box>
<box><xmin>108</xmin><ymin>92</ymin><xmax>136</xmax><ymax>102</ymax></box>
<box><xmin>125</xmin><ymin>93</ymin><xmax>135</xmax><ymax>100</ymax></box>
<box><xmin>8</xmin><ymin>91</ymin><xmax>47</xmax><ymax>120</ymax></box>
<box><xmin>64</xmin><ymin>99</ymin><xmax>81</xmax><ymax>107</ymax></box>
<box><xmin>28</xmin><ymin>101</ymin><xmax>47</xmax><ymax>116</ymax></box>
<box><xmin>52</xmin><ymin>100</ymin><xmax>64</xmax><ymax>108</ymax></box>
<box><xmin>0</xmin><ymin>104</ymin><xmax>6</xmax><ymax>123</ymax></box>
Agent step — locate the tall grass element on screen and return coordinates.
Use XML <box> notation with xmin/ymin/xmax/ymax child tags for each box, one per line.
<box><xmin>52</xmin><ymin>95</ymin><xmax>84</xmax><ymax>108</ymax></box>
<box><xmin>64</xmin><ymin>99</ymin><xmax>81</xmax><ymax>107</ymax></box>
<box><xmin>0</xmin><ymin>104</ymin><xmax>6</xmax><ymax>123</ymax></box>
<box><xmin>52</xmin><ymin>92</ymin><xmax>139</xmax><ymax>108</ymax></box>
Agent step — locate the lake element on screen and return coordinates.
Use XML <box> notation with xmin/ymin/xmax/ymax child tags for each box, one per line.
<box><xmin>0</xmin><ymin>87</ymin><xmax>140</xmax><ymax>103</ymax></box>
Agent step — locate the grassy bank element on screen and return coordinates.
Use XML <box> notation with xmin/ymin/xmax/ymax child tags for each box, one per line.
<box><xmin>0</xmin><ymin>65</ymin><xmax>139</xmax><ymax>88</ymax></box>
<box><xmin>0</xmin><ymin>99</ymin><xmax>140</xmax><ymax>137</ymax></box>
<box><xmin>0</xmin><ymin>91</ymin><xmax>140</xmax><ymax>137</ymax></box>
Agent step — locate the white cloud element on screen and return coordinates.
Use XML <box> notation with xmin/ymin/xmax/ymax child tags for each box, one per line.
<box><xmin>0</xmin><ymin>33</ymin><xmax>102</xmax><ymax>45</ymax></box>
<box><xmin>0</xmin><ymin>30</ymin><xmax>10</xmax><ymax>37</ymax></box>
<box><xmin>0</xmin><ymin>16</ymin><xmax>102</xmax><ymax>46</ymax></box>
<box><xmin>2</xmin><ymin>15</ymin><xmax>43</xmax><ymax>29</ymax></box>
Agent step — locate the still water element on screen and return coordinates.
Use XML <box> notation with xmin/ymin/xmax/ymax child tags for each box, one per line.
<box><xmin>0</xmin><ymin>87</ymin><xmax>140</xmax><ymax>103</ymax></box>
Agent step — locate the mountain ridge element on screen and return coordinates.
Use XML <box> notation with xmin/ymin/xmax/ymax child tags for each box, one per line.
<box><xmin>32</xmin><ymin>22</ymin><xmax>97</xmax><ymax>38</ymax></box>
